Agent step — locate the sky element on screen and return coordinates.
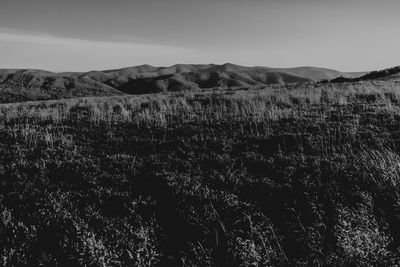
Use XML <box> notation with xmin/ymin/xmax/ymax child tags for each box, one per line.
<box><xmin>0</xmin><ymin>0</ymin><xmax>399</xmax><ymax>72</ymax></box>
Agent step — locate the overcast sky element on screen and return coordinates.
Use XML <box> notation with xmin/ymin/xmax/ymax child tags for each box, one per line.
<box><xmin>0</xmin><ymin>0</ymin><xmax>399</xmax><ymax>71</ymax></box>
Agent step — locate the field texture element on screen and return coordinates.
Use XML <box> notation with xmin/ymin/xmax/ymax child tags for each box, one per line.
<box><xmin>1</xmin><ymin>78</ymin><xmax>400</xmax><ymax>266</ymax></box>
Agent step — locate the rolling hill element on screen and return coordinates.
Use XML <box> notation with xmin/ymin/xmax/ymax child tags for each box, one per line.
<box><xmin>81</xmin><ymin>67</ymin><xmax>313</xmax><ymax>94</ymax></box>
<box><xmin>82</xmin><ymin>63</ymin><xmax>365</xmax><ymax>84</ymax></box>
<box><xmin>0</xmin><ymin>64</ymin><xmax>369</xmax><ymax>103</ymax></box>
<box><xmin>330</xmin><ymin>66</ymin><xmax>400</xmax><ymax>83</ymax></box>
<box><xmin>79</xmin><ymin>63</ymin><xmax>361</xmax><ymax>94</ymax></box>
<box><xmin>265</xmin><ymin>66</ymin><xmax>367</xmax><ymax>81</ymax></box>
<box><xmin>0</xmin><ymin>69</ymin><xmax>122</xmax><ymax>103</ymax></box>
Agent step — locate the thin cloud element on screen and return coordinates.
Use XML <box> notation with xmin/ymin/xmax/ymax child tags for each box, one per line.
<box><xmin>0</xmin><ymin>29</ymin><xmax>207</xmax><ymax>71</ymax></box>
<box><xmin>0</xmin><ymin>28</ymin><xmax>191</xmax><ymax>49</ymax></box>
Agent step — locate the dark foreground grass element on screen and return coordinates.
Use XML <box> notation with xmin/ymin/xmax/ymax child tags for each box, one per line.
<box><xmin>2</xmin><ymin>81</ymin><xmax>400</xmax><ymax>266</ymax></box>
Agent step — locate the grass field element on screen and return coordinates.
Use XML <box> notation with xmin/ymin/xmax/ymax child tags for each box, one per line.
<box><xmin>2</xmin><ymin>78</ymin><xmax>400</xmax><ymax>266</ymax></box>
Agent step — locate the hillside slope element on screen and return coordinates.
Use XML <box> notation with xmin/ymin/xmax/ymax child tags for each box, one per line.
<box><xmin>0</xmin><ymin>64</ymin><xmax>369</xmax><ymax>103</ymax></box>
<box><xmin>330</xmin><ymin>66</ymin><xmax>400</xmax><ymax>83</ymax></box>
<box><xmin>89</xmin><ymin>70</ymin><xmax>312</xmax><ymax>94</ymax></box>
<box><xmin>80</xmin><ymin>63</ymin><xmax>317</xmax><ymax>93</ymax></box>
<box><xmin>266</xmin><ymin>66</ymin><xmax>367</xmax><ymax>81</ymax></box>
<box><xmin>82</xmin><ymin>63</ymin><xmax>364</xmax><ymax>84</ymax></box>
<box><xmin>0</xmin><ymin>69</ymin><xmax>123</xmax><ymax>103</ymax></box>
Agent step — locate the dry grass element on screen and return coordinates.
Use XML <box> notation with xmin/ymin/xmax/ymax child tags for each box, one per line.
<box><xmin>0</xmin><ymin>80</ymin><xmax>398</xmax><ymax>127</ymax></box>
<box><xmin>2</xmin><ymin>79</ymin><xmax>400</xmax><ymax>265</ymax></box>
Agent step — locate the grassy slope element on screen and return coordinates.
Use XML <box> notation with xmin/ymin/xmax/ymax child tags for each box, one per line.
<box><xmin>0</xmin><ymin>64</ymin><xmax>368</xmax><ymax>104</ymax></box>
<box><xmin>1</xmin><ymin>78</ymin><xmax>400</xmax><ymax>265</ymax></box>
<box><xmin>0</xmin><ymin>66</ymin><xmax>313</xmax><ymax>104</ymax></box>
<box><xmin>265</xmin><ymin>66</ymin><xmax>367</xmax><ymax>81</ymax></box>
<box><xmin>83</xmin><ymin>63</ymin><xmax>365</xmax><ymax>82</ymax></box>
<box><xmin>81</xmin><ymin>64</ymin><xmax>315</xmax><ymax>94</ymax></box>
<box><xmin>80</xmin><ymin>63</ymin><xmax>367</xmax><ymax>93</ymax></box>
<box><xmin>0</xmin><ymin>69</ymin><xmax>123</xmax><ymax>103</ymax></box>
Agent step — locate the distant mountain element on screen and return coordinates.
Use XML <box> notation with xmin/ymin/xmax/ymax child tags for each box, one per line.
<box><xmin>81</xmin><ymin>63</ymin><xmax>365</xmax><ymax>85</ymax></box>
<box><xmin>79</xmin><ymin>64</ymin><xmax>313</xmax><ymax>94</ymax></box>
<box><xmin>0</xmin><ymin>64</ymin><xmax>369</xmax><ymax>103</ymax></box>
<box><xmin>0</xmin><ymin>69</ymin><xmax>122</xmax><ymax>103</ymax></box>
<box><xmin>330</xmin><ymin>66</ymin><xmax>400</xmax><ymax>83</ymax></box>
<box><xmin>80</xmin><ymin>63</ymin><xmax>364</xmax><ymax>93</ymax></box>
<box><xmin>264</xmin><ymin>66</ymin><xmax>367</xmax><ymax>81</ymax></box>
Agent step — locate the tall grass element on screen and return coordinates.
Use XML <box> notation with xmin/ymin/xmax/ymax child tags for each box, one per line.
<box><xmin>2</xmin><ymin>79</ymin><xmax>400</xmax><ymax>265</ymax></box>
<box><xmin>1</xmin><ymin>80</ymin><xmax>399</xmax><ymax>127</ymax></box>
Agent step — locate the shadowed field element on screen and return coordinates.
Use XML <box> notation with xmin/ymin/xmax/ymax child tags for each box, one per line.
<box><xmin>2</xmin><ymin>78</ymin><xmax>400</xmax><ymax>266</ymax></box>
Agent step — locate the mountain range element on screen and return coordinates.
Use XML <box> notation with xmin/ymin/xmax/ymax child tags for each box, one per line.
<box><xmin>0</xmin><ymin>64</ymin><xmax>369</xmax><ymax>103</ymax></box>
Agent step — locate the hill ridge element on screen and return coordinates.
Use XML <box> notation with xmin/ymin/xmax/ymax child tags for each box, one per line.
<box><xmin>0</xmin><ymin>64</ymin><xmax>372</xmax><ymax>103</ymax></box>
